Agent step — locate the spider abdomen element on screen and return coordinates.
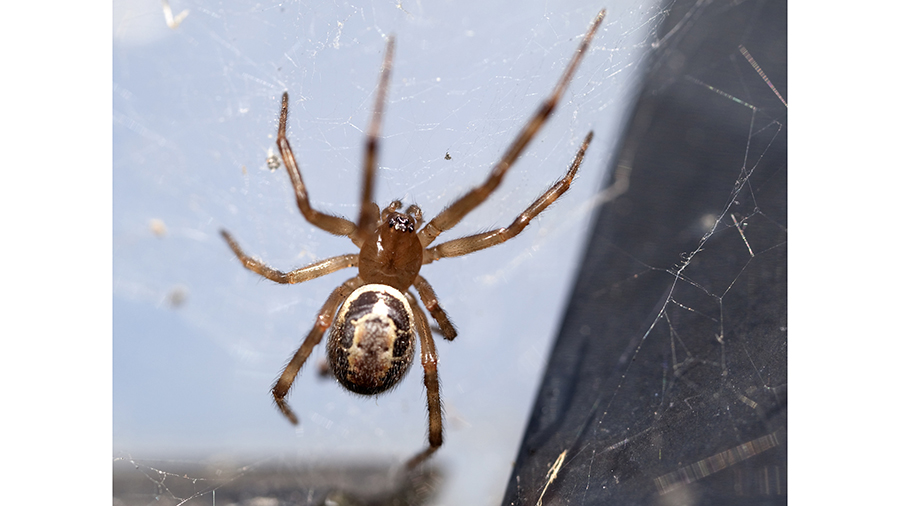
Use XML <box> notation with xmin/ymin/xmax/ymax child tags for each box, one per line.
<box><xmin>327</xmin><ymin>284</ymin><xmax>416</xmax><ymax>395</ymax></box>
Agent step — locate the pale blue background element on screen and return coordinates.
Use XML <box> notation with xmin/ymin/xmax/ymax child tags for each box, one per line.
<box><xmin>112</xmin><ymin>0</ymin><xmax>656</xmax><ymax>503</ymax></box>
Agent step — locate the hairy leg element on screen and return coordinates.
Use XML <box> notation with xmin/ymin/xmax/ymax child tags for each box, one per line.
<box><xmin>423</xmin><ymin>131</ymin><xmax>592</xmax><ymax>262</ymax></box>
<box><xmin>221</xmin><ymin>230</ymin><xmax>357</xmax><ymax>284</ymax></box>
<box><xmin>272</xmin><ymin>277</ymin><xmax>364</xmax><ymax>424</ymax></box>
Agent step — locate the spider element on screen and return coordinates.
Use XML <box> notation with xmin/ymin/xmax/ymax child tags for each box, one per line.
<box><xmin>221</xmin><ymin>10</ymin><xmax>605</xmax><ymax>468</ymax></box>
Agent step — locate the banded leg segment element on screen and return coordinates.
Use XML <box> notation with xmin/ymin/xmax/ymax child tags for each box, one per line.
<box><xmin>355</xmin><ymin>37</ymin><xmax>396</xmax><ymax>247</ymax></box>
<box><xmin>272</xmin><ymin>276</ymin><xmax>364</xmax><ymax>424</ymax></box>
<box><xmin>221</xmin><ymin>230</ymin><xmax>358</xmax><ymax>284</ymax></box>
<box><xmin>413</xmin><ymin>275</ymin><xmax>457</xmax><ymax>340</ymax></box>
<box><xmin>423</xmin><ymin>131</ymin><xmax>593</xmax><ymax>263</ymax></box>
<box><xmin>278</xmin><ymin>92</ymin><xmax>359</xmax><ymax>238</ymax></box>
<box><xmin>405</xmin><ymin>295</ymin><xmax>444</xmax><ymax>469</ymax></box>
<box><xmin>417</xmin><ymin>11</ymin><xmax>605</xmax><ymax>248</ymax></box>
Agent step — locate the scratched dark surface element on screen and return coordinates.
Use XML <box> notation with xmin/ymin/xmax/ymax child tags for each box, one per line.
<box><xmin>503</xmin><ymin>0</ymin><xmax>787</xmax><ymax>504</ymax></box>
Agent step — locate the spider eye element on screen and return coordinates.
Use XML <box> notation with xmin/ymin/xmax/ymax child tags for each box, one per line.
<box><xmin>387</xmin><ymin>214</ymin><xmax>415</xmax><ymax>233</ymax></box>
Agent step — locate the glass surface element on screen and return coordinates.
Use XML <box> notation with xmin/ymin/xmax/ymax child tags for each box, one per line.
<box><xmin>113</xmin><ymin>1</ymin><xmax>674</xmax><ymax>504</ymax></box>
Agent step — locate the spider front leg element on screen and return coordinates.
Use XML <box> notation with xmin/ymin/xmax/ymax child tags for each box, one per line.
<box><xmin>221</xmin><ymin>230</ymin><xmax>358</xmax><ymax>284</ymax></box>
<box><xmin>405</xmin><ymin>295</ymin><xmax>444</xmax><ymax>469</ymax></box>
<box><xmin>277</xmin><ymin>92</ymin><xmax>359</xmax><ymax>240</ymax></box>
<box><xmin>272</xmin><ymin>276</ymin><xmax>364</xmax><ymax>424</ymax></box>
<box><xmin>417</xmin><ymin>11</ymin><xmax>605</xmax><ymax>248</ymax></box>
<box><xmin>423</xmin><ymin>131</ymin><xmax>593</xmax><ymax>262</ymax></box>
<box><xmin>355</xmin><ymin>37</ymin><xmax>395</xmax><ymax>246</ymax></box>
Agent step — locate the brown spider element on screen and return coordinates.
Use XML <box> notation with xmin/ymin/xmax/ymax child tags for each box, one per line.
<box><xmin>221</xmin><ymin>10</ymin><xmax>605</xmax><ymax>468</ymax></box>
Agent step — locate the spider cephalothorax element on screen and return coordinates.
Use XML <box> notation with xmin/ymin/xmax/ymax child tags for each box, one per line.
<box><xmin>358</xmin><ymin>205</ymin><xmax>424</xmax><ymax>289</ymax></box>
<box><xmin>221</xmin><ymin>10</ymin><xmax>605</xmax><ymax>469</ymax></box>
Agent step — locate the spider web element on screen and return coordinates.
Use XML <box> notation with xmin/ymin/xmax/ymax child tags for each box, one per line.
<box><xmin>113</xmin><ymin>453</ymin><xmax>443</xmax><ymax>505</ymax></box>
<box><xmin>504</xmin><ymin>1</ymin><xmax>787</xmax><ymax>503</ymax></box>
<box><xmin>112</xmin><ymin>0</ymin><xmax>785</xmax><ymax>504</ymax></box>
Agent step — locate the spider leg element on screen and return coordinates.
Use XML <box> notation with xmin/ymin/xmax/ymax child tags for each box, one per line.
<box><xmin>277</xmin><ymin>92</ymin><xmax>359</xmax><ymax>238</ymax></box>
<box><xmin>221</xmin><ymin>230</ymin><xmax>358</xmax><ymax>284</ymax></box>
<box><xmin>418</xmin><ymin>10</ymin><xmax>605</xmax><ymax>248</ymax></box>
<box><xmin>422</xmin><ymin>131</ymin><xmax>593</xmax><ymax>262</ymax></box>
<box><xmin>405</xmin><ymin>294</ymin><xmax>443</xmax><ymax>469</ymax></box>
<box><xmin>354</xmin><ymin>37</ymin><xmax>395</xmax><ymax>247</ymax></box>
<box><xmin>272</xmin><ymin>276</ymin><xmax>364</xmax><ymax>424</ymax></box>
<box><xmin>413</xmin><ymin>275</ymin><xmax>457</xmax><ymax>341</ymax></box>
